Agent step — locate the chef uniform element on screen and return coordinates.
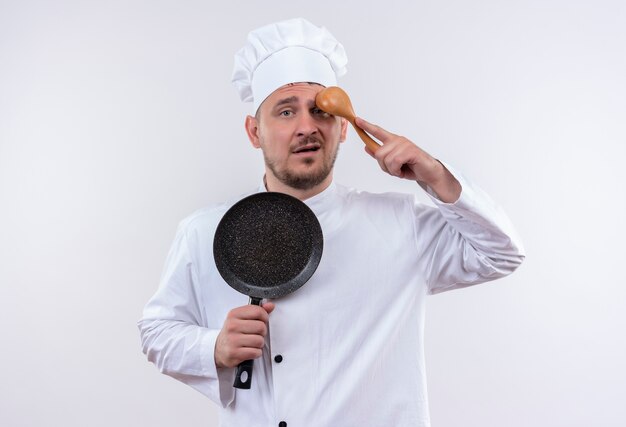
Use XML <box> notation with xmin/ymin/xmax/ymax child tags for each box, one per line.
<box><xmin>138</xmin><ymin>18</ymin><xmax>525</xmax><ymax>427</ymax></box>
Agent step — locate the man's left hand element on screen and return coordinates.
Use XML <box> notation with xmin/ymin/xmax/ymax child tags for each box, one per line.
<box><xmin>355</xmin><ymin>117</ymin><xmax>462</xmax><ymax>203</ymax></box>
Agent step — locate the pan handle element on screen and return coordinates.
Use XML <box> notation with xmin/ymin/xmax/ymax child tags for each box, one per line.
<box><xmin>233</xmin><ymin>296</ymin><xmax>262</xmax><ymax>389</ymax></box>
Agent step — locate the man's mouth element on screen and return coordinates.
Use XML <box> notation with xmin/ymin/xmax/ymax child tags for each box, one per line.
<box><xmin>292</xmin><ymin>143</ymin><xmax>321</xmax><ymax>154</ymax></box>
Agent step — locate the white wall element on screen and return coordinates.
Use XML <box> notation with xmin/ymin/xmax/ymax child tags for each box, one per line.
<box><xmin>1</xmin><ymin>1</ymin><xmax>624</xmax><ymax>426</ymax></box>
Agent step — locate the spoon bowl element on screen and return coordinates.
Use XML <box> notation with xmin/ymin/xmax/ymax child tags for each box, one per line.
<box><xmin>315</xmin><ymin>87</ymin><xmax>381</xmax><ymax>153</ymax></box>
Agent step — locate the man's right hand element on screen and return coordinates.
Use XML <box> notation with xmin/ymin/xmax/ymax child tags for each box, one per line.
<box><xmin>214</xmin><ymin>302</ymin><xmax>275</xmax><ymax>369</ymax></box>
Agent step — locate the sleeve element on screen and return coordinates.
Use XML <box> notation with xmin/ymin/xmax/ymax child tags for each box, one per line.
<box><xmin>137</xmin><ymin>221</ymin><xmax>236</xmax><ymax>407</ymax></box>
<box><xmin>414</xmin><ymin>162</ymin><xmax>526</xmax><ymax>294</ymax></box>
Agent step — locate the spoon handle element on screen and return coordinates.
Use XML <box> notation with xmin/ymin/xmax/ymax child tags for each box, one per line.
<box><xmin>350</xmin><ymin>120</ymin><xmax>381</xmax><ymax>153</ymax></box>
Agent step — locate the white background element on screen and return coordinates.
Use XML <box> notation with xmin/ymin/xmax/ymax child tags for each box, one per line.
<box><xmin>1</xmin><ymin>1</ymin><xmax>625</xmax><ymax>426</ymax></box>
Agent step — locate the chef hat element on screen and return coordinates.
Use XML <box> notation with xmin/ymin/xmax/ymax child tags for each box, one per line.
<box><xmin>232</xmin><ymin>18</ymin><xmax>348</xmax><ymax>112</ymax></box>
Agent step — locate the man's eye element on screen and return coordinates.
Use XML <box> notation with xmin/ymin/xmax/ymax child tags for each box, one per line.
<box><xmin>280</xmin><ymin>110</ymin><xmax>293</xmax><ymax>117</ymax></box>
<box><xmin>313</xmin><ymin>108</ymin><xmax>330</xmax><ymax>118</ymax></box>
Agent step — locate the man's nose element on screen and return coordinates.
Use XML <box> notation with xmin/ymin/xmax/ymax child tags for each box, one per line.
<box><xmin>295</xmin><ymin>111</ymin><xmax>318</xmax><ymax>137</ymax></box>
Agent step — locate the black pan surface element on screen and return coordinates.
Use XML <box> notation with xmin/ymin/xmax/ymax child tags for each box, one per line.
<box><xmin>213</xmin><ymin>192</ymin><xmax>323</xmax><ymax>300</ymax></box>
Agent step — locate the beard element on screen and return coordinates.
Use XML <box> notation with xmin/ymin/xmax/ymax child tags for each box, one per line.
<box><xmin>263</xmin><ymin>136</ymin><xmax>340</xmax><ymax>191</ymax></box>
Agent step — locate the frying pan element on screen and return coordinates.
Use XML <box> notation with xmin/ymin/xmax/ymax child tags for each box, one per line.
<box><xmin>213</xmin><ymin>192</ymin><xmax>323</xmax><ymax>389</ymax></box>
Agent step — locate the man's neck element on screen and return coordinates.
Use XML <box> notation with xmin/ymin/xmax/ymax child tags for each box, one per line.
<box><xmin>263</xmin><ymin>173</ymin><xmax>333</xmax><ymax>201</ymax></box>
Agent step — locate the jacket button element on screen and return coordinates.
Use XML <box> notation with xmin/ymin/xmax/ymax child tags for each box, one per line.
<box><xmin>279</xmin><ymin>422</ymin><xmax>287</xmax><ymax>427</ymax></box>
<box><xmin>274</xmin><ymin>354</ymin><xmax>283</xmax><ymax>363</ymax></box>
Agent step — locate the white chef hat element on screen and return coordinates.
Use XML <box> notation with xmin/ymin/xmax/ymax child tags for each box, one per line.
<box><xmin>232</xmin><ymin>18</ymin><xmax>348</xmax><ymax>112</ymax></box>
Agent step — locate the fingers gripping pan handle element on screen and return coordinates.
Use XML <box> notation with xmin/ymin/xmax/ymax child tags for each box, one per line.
<box><xmin>233</xmin><ymin>297</ymin><xmax>262</xmax><ymax>389</ymax></box>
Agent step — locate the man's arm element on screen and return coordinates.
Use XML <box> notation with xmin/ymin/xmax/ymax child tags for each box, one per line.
<box><xmin>355</xmin><ymin>116</ymin><xmax>524</xmax><ymax>292</ymax></box>
<box><xmin>138</xmin><ymin>222</ymin><xmax>268</xmax><ymax>406</ymax></box>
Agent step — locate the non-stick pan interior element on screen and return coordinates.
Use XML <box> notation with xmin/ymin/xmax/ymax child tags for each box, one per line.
<box><xmin>213</xmin><ymin>192</ymin><xmax>323</xmax><ymax>299</ymax></box>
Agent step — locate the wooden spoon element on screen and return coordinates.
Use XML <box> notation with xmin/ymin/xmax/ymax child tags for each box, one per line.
<box><xmin>315</xmin><ymin>86</ymin><xmax>381</xmax><ymax>153</ymax></box>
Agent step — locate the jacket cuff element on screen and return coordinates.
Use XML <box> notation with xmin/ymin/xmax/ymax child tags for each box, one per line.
<box><xmin>420</xmin><ymin>160</ymin><xmax>466</xmax><ymax>206</ymax></box>
<box><xmin>202</xmin><ymin>328</ymin><xmax>236</xmax><ymax>408</ymax></box>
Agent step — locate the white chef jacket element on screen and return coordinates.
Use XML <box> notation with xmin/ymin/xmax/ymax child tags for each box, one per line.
<box><xmin>138</xmin><ymin>164</ymin><xmax>524</xmax><ymax>427</ymax></box>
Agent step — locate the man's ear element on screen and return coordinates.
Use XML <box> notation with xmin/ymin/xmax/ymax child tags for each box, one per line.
<box><xmin>245</xmin><ymin>115</ymin><xmax>261</xmax><ymax>148</ymax></box>
<box><xmin>339</xmin><ymin>117</ymin><xmax>348</xmax><ymax>143</ymax></box>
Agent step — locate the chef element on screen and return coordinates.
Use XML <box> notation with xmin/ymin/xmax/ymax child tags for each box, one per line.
<box><xmin>138</xmin><ymin>18</ymin><xmax>525</xmax><ymax>427</ymax></box>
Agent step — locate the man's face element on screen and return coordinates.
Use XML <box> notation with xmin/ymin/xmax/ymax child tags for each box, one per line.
<box><xmin>246</xmin><ymin>83</ymin><xmax>348</xmax><ymax>191</ymax></box>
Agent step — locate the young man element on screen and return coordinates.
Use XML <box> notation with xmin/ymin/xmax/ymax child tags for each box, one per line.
<box><xmin>139</xmin><ymin>18</ymin><xmax>524</xmax><ymax>427</ymax></box>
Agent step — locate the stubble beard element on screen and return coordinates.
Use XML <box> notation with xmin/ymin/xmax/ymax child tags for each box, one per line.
<box><xmin>264</xmin><ymin>138</ymin><xmax>340</xmax><ymax>191</ymax></box>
